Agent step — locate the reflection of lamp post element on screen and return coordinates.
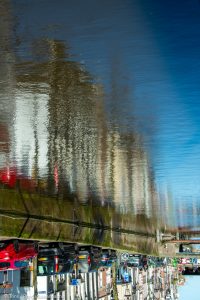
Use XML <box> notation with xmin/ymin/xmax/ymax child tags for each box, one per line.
<box><xmin>74</xmin><ymin>284</ymin><xmax>82</xmax><ymax>300</ymax></box>
<box><xmin>124</xmin><ymin>285</ymin><xmax>131</xmax><ymax>300</ymax></box>
<box><xmin>74</xmin><ymin>293</ymin><xmax>81</xmax><ymax>300</ymax></box>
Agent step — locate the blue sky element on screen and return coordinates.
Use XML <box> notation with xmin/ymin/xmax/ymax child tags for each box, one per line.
<box><xmin>179</xmin><ymin>276</ymin><xmax>200</xmax><ymax>299</ymax></box>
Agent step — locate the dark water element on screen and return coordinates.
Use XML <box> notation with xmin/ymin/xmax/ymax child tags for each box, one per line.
<box><xmin>1</xmin><ymin>0</ymin><xmax>200</xmax><ymax>242</ymax></box>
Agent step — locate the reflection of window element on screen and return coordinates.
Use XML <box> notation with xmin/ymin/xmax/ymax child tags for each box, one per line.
<box><xmin>14</xmin><ymin>261</ymin><xmax>29</xmax><ymax>268</ymax></box>
<box><xmin>57</xmin><ymin>276</ymin><xmax>66</xmax><ymax>292</ymax></box>
<box><xmin>99</xmin><ymin>272</ymin><xmax>103</xmax><ymax>288</ymax></box>
<box><xmin>58</xmin><ymin>265</ymin><xmax>63</xmax><ymax>273</ymax></box>
<box><xmin>0</xmin><ymin>262</ymin><xmax>10</xmax><ymax>268</ymax></box>
<box><xmin>38</xmin><ymin>265</ymin><xmax>48</xmax><ymax>275</ymax></box>
<box><xmin>47</xmin><ymin>277</ymin><xmax>54</xmax><ymax>294</ymax></box>
<box><xmin>20</xmin><ymin>269</ymin><xmax>31</xmax><ymax>287</ymax></box>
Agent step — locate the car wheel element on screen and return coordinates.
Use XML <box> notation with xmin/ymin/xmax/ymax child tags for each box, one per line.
<box><xmin>13</xmin><ymin>240</ymin><xmax>19</xmax><ymax>252</ymax></box>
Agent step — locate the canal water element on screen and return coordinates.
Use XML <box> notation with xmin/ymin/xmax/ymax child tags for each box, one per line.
<box><xmin>1</xmin><ymin>0</ymin><xmax>200</xmax><ymax>250</ymax></box>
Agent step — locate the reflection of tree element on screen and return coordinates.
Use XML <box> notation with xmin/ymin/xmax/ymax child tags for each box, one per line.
<box><xmin>46</xmin><ymin>40</ymin><xmax>102</xmax><ymax>200</ymax></box>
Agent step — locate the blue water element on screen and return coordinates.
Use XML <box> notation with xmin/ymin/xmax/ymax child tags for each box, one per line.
<box><xmin>1</xmin><ymin>0</ymin><xmax>200</xmax><ymax>229</ymax></box>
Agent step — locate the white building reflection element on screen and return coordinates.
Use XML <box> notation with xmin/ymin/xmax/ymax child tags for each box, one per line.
<box><xmin>14</xmin><ymin>88</ymin><xmax>49</xmax><ymax>179</ymax></box>
<box><xmin>0</xmin><ymin>38</ymin><xmax>160</xmax><ymax>223</ymax></box>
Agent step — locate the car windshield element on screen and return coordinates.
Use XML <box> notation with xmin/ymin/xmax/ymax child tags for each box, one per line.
<box><xmin>37</xmin><ymin>262</ymin><xmax>71</xmax><ymax>275</ymax></box>
<box><xmin>14</xmin><ymin>261</ymin><xmax>29</xmax><ymax>268</ymax></box>
<box><xmin>0</xmin><ymin>262</ymin><xmax>10</xmax><ymax>268</ymax></box>
<box><xmin>37</xmin><ymin>264</ymin><xmax>55</xmax><ymax>275</ymax></box>
<box><xmin>129</xmin><ymin>258</ymin><xmax>139</xmax><ymax>262</ymax></box>
<box><xmin>58</xmin><ymin>263</ymin><xmax>72</xmax><ymax>273</ymax></box>
<box><xmin>78</xmin><ymin>261</ymin><xmax>90</xmax><ymax>273</ymax></box>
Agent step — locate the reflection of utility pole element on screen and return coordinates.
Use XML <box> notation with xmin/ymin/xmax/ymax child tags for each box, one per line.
<box><xmin>74</xmin><ymin>291</ymin><xmax>81</xmax><ymax>300</ymax></box>
<box><xmin>112</xmin><ymin>261</ymin><xmax>119</xmax><ymax>300</ymax></box>
<box><xmin>33</xmin><ymin>257</ymin><xmax>37</xmax><ymax>300</ymax></box>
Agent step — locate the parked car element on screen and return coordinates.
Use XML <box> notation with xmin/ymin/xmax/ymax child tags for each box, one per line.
<box><xmin>126</xmin><ymin>254</ymin><xmax>143</xmax><ymax>269</ymax></box>
<box><xmin>147</xmin><ymin>256</ymin><xmax>156</xmax><ymax>267</ymax></box>
<box><xmin>100</xmin><ymin>249</ymin><xmax>117</xmax><ymax>267</ymax></box>
<box><xmin>77</xmin><ymin>245</ymin><xmax>102</xmax><ymax>273</ymax></box>
<box><xmin>37</xmin><ymin>242</ymin><xmax>77</xmax><ymax>276</ymax></box>
<box><xmin>179</xmin><ymin>257</ymin><xmax>191</xmax><ymax>265</ymax></box>
<box><xmin>0</xmin><ymin>239</ymin><xmax>38</xmax><ymax>270</ymax></box>
<box><xmin>0</xmin><ymin>167</ymin><xmax>17</xmax><ymax>188</ymax></box>
<box><xmin>103</xmin><ymin>249</ymin><xmax>117</xmax><ymax>260</ymax></box>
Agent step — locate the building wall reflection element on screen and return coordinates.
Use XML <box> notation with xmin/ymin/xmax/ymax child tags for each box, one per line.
<box><xmin>0</xmin><ymin>37</ymin><xmax>160</xmax><ymax>225</ymax></box>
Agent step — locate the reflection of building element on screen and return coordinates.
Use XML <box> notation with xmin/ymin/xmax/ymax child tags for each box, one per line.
<box><xmin>0</xmin><ymin>269</ymin><xmax>34</xmax><ymax>299</ymax></box>
<box><xmin>117</xmin><ymin>283</ymin><xmax>132</xmax><ymax>299</ymax></box>
<box><xmin>98</xmin><ymin>267</ymin><xmax>112</xmax><ymax>299</ymax></box>
<box><xmin>13</xmin><ymin>38</ymin><xmax>160</xmax><ymax>222</ymax></box>
<box><xmin>0</xmin><ymin>0</ymin><xmax>16</xmax><ymax>169</ymax></box>
<box><xmin>103</xmin><ymin>132</ymin><xmax>155</xmax><ymax>216</ymax></box>
<box><xmin>36</xmin><ymin>267</ymin><xmax>112</xmax><ymax>299</ymax></box>
<box><xmin>95</xmin><ymin>129</ymin><xmax>158</xmax><ymax>219</ymax></box>
<box><xmin>0</xmin><ymin>260</ymin><xmax>181</xmax><ymax>299</ymax></box>
<box><xmin>14</xmin><ymin>89</ymin><xmax>49</xmax><ymax>178</ymax></box>
<box><xmin>115</xmin><ymin>263</ymin><xmax>180</xmax><ymax>300</ymax></box>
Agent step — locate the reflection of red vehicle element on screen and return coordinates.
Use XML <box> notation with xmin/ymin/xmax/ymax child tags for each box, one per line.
<box><xmin>0</xmin><ymin>239</ymin><xmax>38</xmax><ymax>270</ymax></box>
<box><xmin>0</xmin><ymin>168</ymin><xmax>36</xmax><ymax>191</ymax></box>
<box><xmin>0</xmin><ymin>167</ymin><xmax>17</xmax><ymax>188</ymax></box>
<box><xmin>0</xmin><ymin>166</ymin><xmax>47</xmax><ymax>193</ymax></box>
<box><xmin>179</xmin><ymin>258</ymin><xmax>190</xmax><ymax>265</ymax></box>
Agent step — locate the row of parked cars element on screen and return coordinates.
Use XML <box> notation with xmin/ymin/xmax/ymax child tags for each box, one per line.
<box><xmin>0</xmin><ymin>239</ymin><xmax>117</xmax><ymax>275</ymax></box>
<box><xmin>120</xmin><ymin>252</ymin><xmax>148</xmax><ymax>270</ymax></box>
<box><xmin>120</xmin><ymin>253</ymin><xmax>169</xmax><ymax>271</ymax></box>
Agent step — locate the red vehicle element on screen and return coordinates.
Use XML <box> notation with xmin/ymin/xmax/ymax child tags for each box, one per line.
<box><xmin>179</xmin><ymin>257</ymin><xmax>191</xmax><ymax>265</ymax></box>
<box><xmin>0</xmin><ymin>239</ymin><xmax>38</xmax><ymax>270</ymax></box>
<box><xmin>0</xmin><ymin>167</ymin><xmax>17</xmax><ymax>188</ymax></box>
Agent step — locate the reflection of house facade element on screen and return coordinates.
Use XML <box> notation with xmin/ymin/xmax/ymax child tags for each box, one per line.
<box><xmin>14</xmin><ymin>89</ymin><xmax>49</xmax><ymax>179</ymax></box>
<box><xmin>13</xmin><ymin>39</ymin><xmax>159</xmax><ymax>220</ymax></box>
<box><xmin>98</xmin><ymin>267</ymin><xmax>112</xmax><ymax>299</ymax></box>
<box><xmin>0</xmin><ymin>269</ymin><xmax>34</xmax><ymax>299</ymax></box>
<box><xmin>103</xmin><ymin>132</ymin><xmax>155</xmax><ymax>216</ymax></box>
<box><xmin>36</xmin><ymin>267</ymin><xmax>112</xmax><ymax>300</ymax></box>
<box><xmin>0</xmin><ymin>260</ymin><xmax>180</xmax><ymax>300</ymax></box>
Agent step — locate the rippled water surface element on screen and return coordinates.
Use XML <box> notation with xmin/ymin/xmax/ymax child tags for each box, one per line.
<box><xmin>1</xmin><ymin>0</ymin><xmax>200</xmax><ymax>240</ymax></box>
